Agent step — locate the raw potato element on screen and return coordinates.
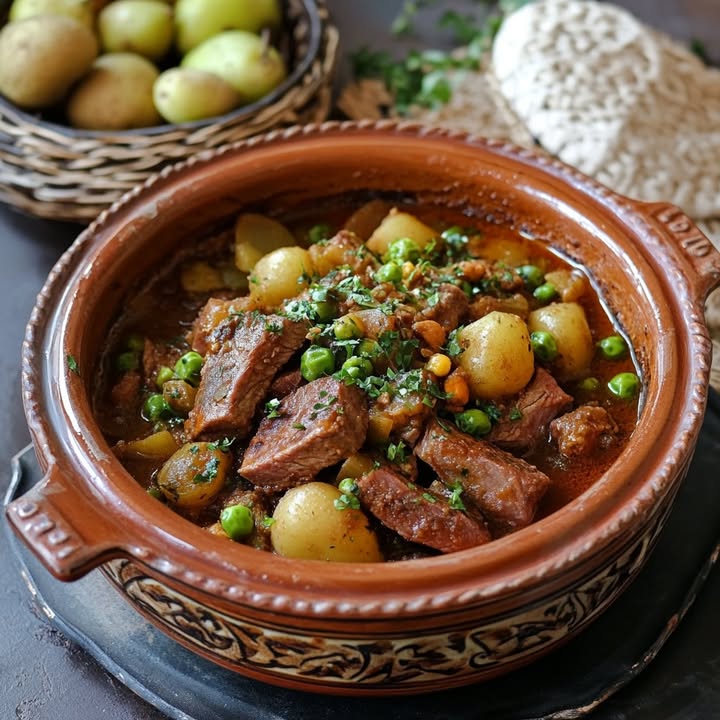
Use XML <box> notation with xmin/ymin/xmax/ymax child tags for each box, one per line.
<box><xmin>67</xmin><ymin>52</ymin><xmax>162</xmax><ymax>130</ymax></box>
<box><xmin>270</xmin><ymin>482</ymin><xmax>383</xmax><ymax>562</ymax></box>
<box><xmin>234</xmin><ymin>213</ymin><xmax>296</xmax><ymax>272</ymax></box>
<box><xmin>528</xmin><ymin>302</ymin><xmax>594</xmax><ymax>381</ymax></box>
<box><xmin>0</xmin><ymin>15</ymin><xmax>98</xmax><ymax>109</ymax></box>
<box><xmin>9</xmin><ymin>0</ymin><xmax>95</xmax><ymax>27</ymax></box>
<box><xmin>154</xmin><ymin>68</ymin><xmax>241</xmax><ymax>124</ymax></box>
<box><xmin>98</xmin><ymin>0</ymin><xmax>174</xmax><ymax>61</ymax></box>
<box><xmin>182</xmin><ymin>30</ymin><xmax>286</xmax><ymax>104</ymax></box>
<box><xmin>157</xmin><ymin>442</ymin><xmax>231</xmax><ymax>510</ymax></box>
<box><xmin>458</xmin><ymin>311</ymin><xmax>535</xmax><ymax>399</ymax></box>
<box><xmin>249</xmin><ymin>246</ymin><xmax>313</xmax><ymax>307</ymax></box>
<box><xmin>174</xmin><ymin>0</ymin><xmax>282</xmax><ymax>54</ymax></box>
<box><xmin>366</xmin><ymin>208</ymin><xmax>437</xmax><ymax>257</ymax></box>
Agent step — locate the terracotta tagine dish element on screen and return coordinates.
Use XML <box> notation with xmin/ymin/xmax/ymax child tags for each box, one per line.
<box><xmin>7</xmin><ymin>121</ymin><xmax>720</xmax><ymax>695</ymax></box>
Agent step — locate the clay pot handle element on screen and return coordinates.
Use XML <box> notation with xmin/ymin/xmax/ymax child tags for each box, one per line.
<box><xmin>6</xmin><ymin>463</ymin><xmax>121</xmax><ymax>581</ymax></box>
<box><xmin>636</xmin><ymin>201</ymin><xmax>720</xmax><ymax>300</ymax></box>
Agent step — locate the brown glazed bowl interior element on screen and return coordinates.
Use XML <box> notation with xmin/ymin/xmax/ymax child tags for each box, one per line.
<box><xmin>8</xmin><ymin>121</ymin><xmax>720</xmax><ymax>695</ymax></box>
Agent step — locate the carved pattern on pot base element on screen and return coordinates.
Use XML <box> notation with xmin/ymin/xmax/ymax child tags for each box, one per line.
<box><xmin>102</xmin><ymin>516</ymin><xmax>661</xmax><ymax>689</ymax></box>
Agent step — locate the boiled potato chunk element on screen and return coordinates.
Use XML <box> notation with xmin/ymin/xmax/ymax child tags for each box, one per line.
<box><xmin>271</xmin><ymin>482</ymin><xmax>383</xmax><ymax>562</ymax></box>
<box><xmin>249</xmin><ymin>246</ymin><xmax>313</xmax><ymax>307</ymax></box>
<box><xmin>174</xmin><ymin>0</ymin><xmax>282</xmax><ymax>54</ymax></box>
<box><xmin>182</xmin><ymin>31</ymin><xmax>287</xmax><ymax>104</ymax></box>
<box><xmin>98</xmin><ymin>0</ymin><xmax>174</xmax><ymax>61</ymax></box>
<box><xmin>528</xmin><ymin>302</ymin><xmax>594</xmax><ymax>381</ymax></box>
<box><xmin>157</xmin><ymin>442</ymin><xmax>231</xmax><ymax>510</ymax></box>
<box><xmin>457</xmin><ymin>311</ymin><xmax>535</xmax><ymax>399</ymax></box>
<box><xmin>153</xmin><ymin>68</ymin><xmax>241</xmax><ymax>124</ymax></box>
<box><xmin>234</xmin><ymin>213</ymin><xmax>296</xmax><ymax>272</ymax></box>
<box><xmin>67</xmin><ymin>52</ymin><xmax>161</xmax><ymax>130</ymax></box>
<box><xmin>124</xmin><ymin>429</ymin><xmax>178</xmax><ymax>460</ymax></box>
<box><xmin>366</xmin><ymin>209</ymin><xmax>437</xmax><ymax>257</ymax></box>
<box><xmin>9</xmin><ymin>0</ymin><xmax>95</xmax><ymax>27</ymax></box>
<box><xmin>0</xmin><ymin>15</ymin><xmax>97</xmax><ymax>109</ymax></box>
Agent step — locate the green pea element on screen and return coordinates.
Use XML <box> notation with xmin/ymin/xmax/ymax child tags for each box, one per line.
<box><xmin>174</xmin><ymin>351</ymin><xmax>204</xmax><ymax>385</ymax></box>
<box><xmin>384</xmin><ymin>237</ymin><xmax>421</xmax><ymax>263</ymax></box>
<box><xmin>530</xmin><ymin>330</ymin><xmax>558</xmax><ymax>362</ymax></box>
<box><xmin>143</xmin><ymin>393</ymin><xmax>172</xmax><ymax>422</ymax></box>
<box><xmin>341</xmin><ymin>356</ymin><xmax>373</xmax><ymax>380</ymax></box>
<box><xmin>455</xmin><ymin>409</ymin><xmax>492</xmax><ymax>436</ymax></box>
<box><xmin>220</xmin><ymin>504</ymin><xmax>254</xmax><ymax>541</ymax></box>
<box><xmin>578</xmin><ymin>376</ymin><xmax>600</xmax><ymax>392</ymax></box>
<box><xmin>517</xmin><ymin>264</ymin><xmax>545</xmax><ymax>290</ymax></box>
<box><xmin>333</xmin><ymin>315</ymin><xmax>363</xmax><ymax>340</ymax></box>
<box><xmin>300</xmin><ymin>345</ymin><xmax>335</xmax><ymax>381</ymax></box>
<box><xmin>115</xmin><ymin>351</ymin><xmax>139</xmax><ymax>372</ymax></box>
<box><xmin>308</xmin><ymin>223</ymin><xmax>332</xmax><ymax>244</ymax></box>
<box><xmin>357</xmin><ymin>338</ymin><xmax>381</xmax><ymax>359</ymax></box>
<box><xmin>533</xmin><ymin>282</ymin><xmax>557</xmax><ymax>304</ymax></box>
<box><xmin>338</xmin><ymin>477</ymin><xmax>359</xmax><ymax>496</ymax></box>
<box><xmin>126</xmin><ymin>334</ymin><xmax>145</xmax><ymax>352</ymax></box>
<box><xmin>374</xmin><ymin>261</ymin><xmax>403</xmax><ymax>284</ymax></box>
<box><xmin>155</xmin><ymin>365</ymin><xmax>175</xmax><ymax>388</ymax></box>
<box><xmin>597</xmin><ymin>335</ymin><xmax>628</xmax><ymax>360</ymax></box>
<box><xmin>608</xmin><ymin>372</ymin><xmax>640</xmax><ymax>399</ymax></box>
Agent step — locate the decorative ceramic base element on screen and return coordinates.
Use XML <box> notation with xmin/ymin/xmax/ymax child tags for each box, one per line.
<box><xmin>4</xmin><ymin>392</ymin><xmax>720</xmax><ymax>720</ymax></box>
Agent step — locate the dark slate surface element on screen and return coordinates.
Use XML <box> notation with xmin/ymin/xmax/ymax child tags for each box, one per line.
<box><xmin>1</xmin><ymin>2</ymin><xmax>719</xmax><ymax>718</ymax></box>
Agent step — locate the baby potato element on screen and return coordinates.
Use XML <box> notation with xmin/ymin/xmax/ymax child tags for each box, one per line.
<box><xmin>249</xmin><ymin>246</ymin><xmax>313</xmax><ymax>307</ymax></box>
<box><xmin>457</xmin><ymin>311</ymin><xmax>535</xmax><ymax>399</ymax></box>
<box><xmin>366</xmin><ymin>208</ymin><xmax>437</xmax><ymax>257</ymax></box>
<box><xmin>156</xmin><ymin>442</ymin><xmax>231</xmax><ymax>511</ymax></box>
<box><xmin>234</xmin><ymin>213</ymin><xmax>296</xmax><ymax>272</ymax></box>
<box><xmin>543</xmin><ymin>269</ymin><xmax>588</xmax><ymax>303</ymax></box>
<box><xmin>528</xmin><ymin>302</ymin><xmax>593</xmax><ymax>381</ymax></box>
<box><xmin>153</xmin><ymin>67</ymin><xmax>241</xmax><ymax>124</ymax></box>
<box><xmin>271</xmin><ymin>482</ymin><xmax>383</xmax><ymax>563</ymax></box>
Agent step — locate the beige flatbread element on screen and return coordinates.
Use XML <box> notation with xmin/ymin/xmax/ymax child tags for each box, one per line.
<box><xmin>492</xmin><ymin>0</ymin><xmax>720</xmax><ymax>220</ymax></box>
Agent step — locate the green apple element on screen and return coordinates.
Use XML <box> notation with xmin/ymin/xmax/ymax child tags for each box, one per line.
<box><xmin>181</xmin><ymin>30</ymin><xmax>286</xmax><ymax>104</ymax></box>
<box><xmin>8</xmin><ymin>0</ymin><xmax>95</xmax><ymax>27</ymax></box>
<box><xmin>153</xmin><ymin>68</ymin><xmax>241</xmax><ymax>124</ymax></box>
<box><xmin>174</xmin><ymin>0</ymin><xmax>282</xmax><ymax>55</ymax></box>
<box><xmin>98</xmin><ymin>0</ymin><xmax>174</xmax><ymax>61</ymax></box>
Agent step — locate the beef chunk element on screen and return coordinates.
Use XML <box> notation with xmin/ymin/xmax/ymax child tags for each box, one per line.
<box><xmin>356</xmin><ymin>466</ymin><xmax>491</xmax><ymax>553</ymax></box>
<box><xmin>416</xmin><ymin>419</ymin><xmax>551</xmax><ymax>535</ymax></box>
<box><xmin>240</xmin><ymin>377</ymin><xmax>368</xmax><ymax>490</ymax></box>
<box><xmin>267</xmin><ymin>368</ymin><xmax>303</xmax><ymax>400</ymax></box>
<box><xmin>185</xmin><ymin>313</ymin><xmax>308</xmax><ymax>439</ymax></box>
<box><xmin>188</xmin><ymin>297</ymin><xmax>255</xmax><ymax>356</ymax></box>
<box><xmin>487</xmin><ymin>368</ymin><xmax>573</xmax><ymax>454</ymax></box>
<box><xmin>417</xmin><ymin>283</ymin><xmax>469</xmax><ymax>333</ymax></box>
<box><xmin>550</xmin><ymin>404</ymin><xmax>619</xmax><ymax>457</ymax></box>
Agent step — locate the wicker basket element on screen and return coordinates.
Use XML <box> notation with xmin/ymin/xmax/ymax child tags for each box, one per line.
<box><xmin>0</xmin><ymin>0</ymin><xmax>339</xmax><ymax>223</ymax></box>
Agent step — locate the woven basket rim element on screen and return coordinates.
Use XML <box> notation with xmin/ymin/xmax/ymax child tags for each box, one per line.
<box><xmin>0</xmin><ymin>0</ymin><xmax>323</xmax><ymax>139</ymax></box>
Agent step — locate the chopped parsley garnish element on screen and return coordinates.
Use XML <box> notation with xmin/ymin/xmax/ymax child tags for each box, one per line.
<box><xmin>448</xmin><ymin>481</ymin><xmax>466</xmax><ymax>511</ymax></box>
<box><xmin>292</xmin><ymin>422</ymin><xmax>307</xmax><ymax>431</ymax></box>
<box><xmin>208</xmin><ymin>438</ymin><xmax>235</xmax><ymax>453</ymax></box>
<box><xmin>422</xmin><ymin>492</ymin><xmax>437</xmax><ymax>503</ymax></box>
<box><xmin>262</xmin><ymin>515</ymin><xmax>276</xmax><ymax>528</ymax></box>
<box><xmin>386</xmin><ymin>441</ymin><xmax>408</xmax><ymax>464</ymax></box>
<box><xmin>193</xmin><ymin>457</ymin><xmax>219</xmax><ymax>485</ymax></box>
<box><xmin>508</xmin><ymin>407</ymin><xmax>523</xmax><ymax>421</ymax></box>
<box><xmin>445</xmin><ymin>328</ymin><xmax>464</xmax><ymax>357</ymax></box>
<box><xmin>66</xmin><ymin>354</ymin><xmax>80</xmax><ymax>375</ymax></box>
<box><xmin>264</xmin><ymin>398</ymin><xmax>282</xmax><ymax>419</ymax></box>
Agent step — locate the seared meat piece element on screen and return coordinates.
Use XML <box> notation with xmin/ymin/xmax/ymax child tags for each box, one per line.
<box><xmin>185</xmin><ymin>313</ymin><xmax>308</xmax><ymax>439</ymax></box>
<box><xmin>308</xmin><ymin>229</ymin><xmax>376</xmax><ymax>277</ymax></box>
<box><xmin>217</xmin><ymin>486</ymin><xmax>275</xmax><ymax>551</ymax></box>
<box><xmin>356</xmin><ymin>466</ymin><xmax>491</xmax><ymax>553</ymax></box>
<box><xmin>240</xmin><ymin>377</ymin><xmax>368</xmax><ymax>490</ymax></box>
<box><xmin>550</xmin><ymin>404</ymin><xmax>619</xmax><ymax>457</ymax></box>
<box><xmin>188</xmin><ymin>297</ymin><xmax>255</xmax><ymax>356</ymax></box>
<box><xmin>417</xmin><ymin>283</ymin><xmax>469</xmax><ymax>333</ymax></box>
<box><xmin>267</xmin><ymin>368</ymin><xmax>303</xmax><ymax>400</ymax></box>
<box><xmin>416</xmin><ymin>419</ymin><xmax>551</xmax><ymax>535</ymax></box>
<box><xmin>469</xmin><ymin>293</ymin><xmax>529</xmax><ymax>322</ymax></box>
<box><xmin>487</xmin><ymin>368</ymin><xmax>573</xmax><ymax>454</ymax></box>
<box><xmin>142</xmin><ymin>338</ymin><xmax>179</xmax><ymax>384</ymax></box>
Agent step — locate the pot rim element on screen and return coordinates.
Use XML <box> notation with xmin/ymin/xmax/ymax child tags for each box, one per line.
<box><xmin>17</xmin><ymin>120</ymin><xmax>718</xmax><ymax>618</ymax></box>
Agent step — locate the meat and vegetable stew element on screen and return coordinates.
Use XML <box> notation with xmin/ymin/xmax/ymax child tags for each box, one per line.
<box><xmin>96</xmin><ymin>199</ymin><xmax>641</xmax><ymax>562</ymax></box>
